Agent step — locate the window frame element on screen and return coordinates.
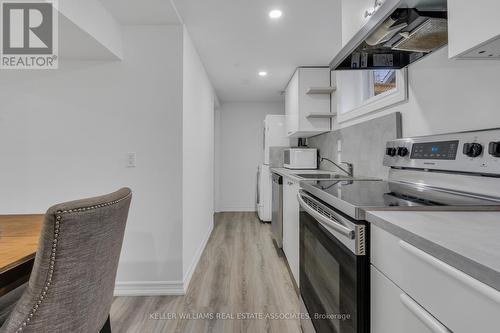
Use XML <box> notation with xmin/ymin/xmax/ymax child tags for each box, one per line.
<box><xmin>336</xmin><ymin>68</ymin><xmax>408</xmax><ymax>124</ymax></box>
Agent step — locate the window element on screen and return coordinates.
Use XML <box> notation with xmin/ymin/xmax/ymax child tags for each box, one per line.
<box><xmin>372</xmin><ymin>70</ymin><xmax>396</xmax><ymax>96</ymax></box>
<box><xmin>336</xmin><ymin>68</ymin><xmax>407</xmax><ymax>123</ymax></box>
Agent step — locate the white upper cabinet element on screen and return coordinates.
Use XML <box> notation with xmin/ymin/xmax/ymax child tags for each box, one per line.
<box><xmin>285</xmin><ymin>68</ymin><xmax>333</xmax><ymax>138</ymax></box>
<box><xmin>285</xmin><ymin>71</ymin><xmax>300</xmax><ymax>137</ymax></box>
<box><xmin>340</xmin><ymin>0</ymin><xmax>373</xmax><ymax>47</ymax></box>
<box><xmin>448</xmin><ymin>1</ymin><xmax>500</xmax><ymax>59</ymax></box>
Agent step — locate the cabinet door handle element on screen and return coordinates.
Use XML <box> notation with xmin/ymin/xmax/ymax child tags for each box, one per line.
<box><xmin>399</xmin><ymin>241</ymin><xmax>500</xmax><ymax>305</ymax></box>
<box><xmin>399</xmin><ymin>294</ymin><xmax>452</xmax><ymax>333</ymax></box>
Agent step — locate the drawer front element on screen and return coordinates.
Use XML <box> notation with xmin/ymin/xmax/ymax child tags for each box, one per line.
<box><xmin>371</xmin><ymin>265</ymin><xmax>451</xmax><ymax>333</ymax></box>
<box><xmin>371</xmin><ymin>225</ymin><xmax>500</xmax><ymax>333</ymax></box>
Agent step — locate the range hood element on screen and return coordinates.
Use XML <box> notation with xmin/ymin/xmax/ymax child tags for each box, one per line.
<box><xmin>331</xmin><ymin>0</ymin><xmax>447</xmax><ymax>71</ymax></box>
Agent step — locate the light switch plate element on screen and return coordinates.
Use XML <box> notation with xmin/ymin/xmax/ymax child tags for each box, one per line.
<box><xmin>126</xmin><ymin>152</ymin><xmax>136</xmax><ymax>168</ymax></box>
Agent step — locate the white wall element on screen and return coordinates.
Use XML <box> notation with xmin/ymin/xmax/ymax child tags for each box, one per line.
<box><xmin>1</xmin><ymin>25</ymin><xmax>219</xmax><ymax>295</ymax></box>
<box><xmin>0</xmin><ymin>26</ymin><xmax>186</xmax><ymax>290</ymax></box>
<box><xmin>182</xmin><ymin>27</ymin><xmax>216</xmax><ymax>289</ymax></box>
<box><xmin>218</xmin><ymin>102</ymin><xmax>284</xmax><ymax>212</ymax></box>
<box><xmin>338</xmin><ymin>0</ymin><xmax>500</xmax><ymax>137</ymax></box>
<box><xmin>59</xmin><ymin>0</ymin><xmax>123</xmax><ymax>59</ymax></box>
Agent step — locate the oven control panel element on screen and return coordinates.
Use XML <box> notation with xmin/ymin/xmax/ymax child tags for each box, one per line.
<box><xmin>410</xmin><ymin>141</ymin><xmax>459</xmax><ymax>160</ymax></box>
<box><xmin>384</xmin><ymin>128</ymin><xmax>500</xmax><ymax>175</ymax></box>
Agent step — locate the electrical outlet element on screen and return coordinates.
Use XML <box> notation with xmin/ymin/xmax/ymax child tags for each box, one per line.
<box><xmin>126</xmin><ymin>152</ymin><xmax>136</xmax><ymax>168</ymax></box>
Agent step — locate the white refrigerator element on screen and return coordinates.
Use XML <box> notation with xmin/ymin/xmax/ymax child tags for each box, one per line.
<box><xmin>257</xmin><ymin>115</ymin><xmax>290</xmax><ymax>222</ymax></box>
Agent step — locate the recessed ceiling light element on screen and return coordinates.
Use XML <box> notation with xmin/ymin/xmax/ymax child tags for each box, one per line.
<box><xmin>269</xmin><ymin>9</ymin><xmax>282</xmax><ymax>19</ymax></box>
<box><xmin>258</xmin><ymin>71</ymin><xmax>268</xmax><ymax>77</ymax></box>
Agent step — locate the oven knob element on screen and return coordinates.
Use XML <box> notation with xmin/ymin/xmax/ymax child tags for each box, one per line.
<box><xmin>463</xmin><ymin>143</ymin><xmax>483</xmax><ymax>158</ymax></box>
<box><xmin>386</xmin><ymin>147</ymin><xmax>396</xmax><ymax>157</ymax></box>
<box><xmin>489</xmin><ymin>142</ymin><xmax>500</xmax><ymax>157</ymax></box>
<box><xmin>397</xmin><ymin>147</ymin><xmax>409</xmax><ymax>157</ymax></box>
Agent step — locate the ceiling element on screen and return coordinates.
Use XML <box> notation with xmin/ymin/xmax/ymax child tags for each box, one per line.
<box><xmin>99</xmin><ymin>0</ymin><xmax>181</xmax><ymax>25</ymax></box>
<box><xmin>100</xmin><ymin>0</ymin><xmax>342</xmax><ymax>102</ymax></box>
<box><xmin>174</xmin><ymin>0</ymin><xmax>342</xmax><ymax>102</ymax></box>
<box><xmin>59</xmin><ymin>14</ymin><xmax>120</xmax><ymax>60</ymax></box>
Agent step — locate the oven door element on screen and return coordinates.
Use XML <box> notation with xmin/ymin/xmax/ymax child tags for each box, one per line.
<box><xmin>298</xmin><ymin>190</ymin><xmax>369</xmax><ymax>333</ymax></box>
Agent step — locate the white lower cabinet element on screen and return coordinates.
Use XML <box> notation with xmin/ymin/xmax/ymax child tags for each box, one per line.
<box><xmin>282</xmin><ymin>176</ymin><xmax>300</xmax><ymax>286</ymax></box>
<box><xmin>371</xmin><ymin>225</ymin><xmax>500</xmax><ymax>333</ymax></box>
<box><xmin>371</xmin><ymin>265</ymin><xmax>450</xmax><ymax>333</ymax></box>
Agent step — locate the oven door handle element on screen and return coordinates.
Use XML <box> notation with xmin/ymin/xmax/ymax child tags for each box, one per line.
<box><xmin>297</xmin><ymin>191</ymin><xmax>355</xmax><ymax>240</ymax></box>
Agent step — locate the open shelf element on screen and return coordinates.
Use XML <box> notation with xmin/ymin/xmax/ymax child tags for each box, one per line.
<box><xmin>306</xmin><ymin>87</ymin><xmax>337</xmax><ymax>95</ymax></box>
<box><xmin>306</xmin><ymin>113</ymin><xmax>337</xmax><ymax>119</ymax></box>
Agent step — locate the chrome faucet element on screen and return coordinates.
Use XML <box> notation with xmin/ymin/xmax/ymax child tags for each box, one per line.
<box><xmin>340</xmin><ymin>162</ymin><xmax>354</xmax><ymax>177</ymax></box>
<box><xmin>320</xmin><ymin>157</ymin><xmax>354</xmax><ymax>177</ymax></box>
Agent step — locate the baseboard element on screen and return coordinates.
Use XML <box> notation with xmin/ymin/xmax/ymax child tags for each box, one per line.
<box><xmin>114</xmin><ymin>281</ymin><xmax>185</xmax><ymax>296</ymax></box>
<box><xmin>183</xmin><ymin>222</ymin><xmax>214</xmax><ymax>291</ymax></box>
<box><xmin>114</xmin><ymin>220</ymin><xmax>215</xmax><ymax>297</ymax></box>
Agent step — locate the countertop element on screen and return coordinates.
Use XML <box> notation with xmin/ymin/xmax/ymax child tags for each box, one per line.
<box><xmin>271</xmin><ymin>168</ymin><xmax>345</xmax><ymax>181</ymax></box>
<box><xmin>367</xmin><ymin>211</ymin><xmax>500</xmax><ymax>292</ymax></box>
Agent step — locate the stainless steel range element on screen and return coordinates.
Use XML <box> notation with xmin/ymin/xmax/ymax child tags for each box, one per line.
<box><xmin>298</xmin><ymin>128</ymin><xmax>500</xmax><ymax>333</ymax></box>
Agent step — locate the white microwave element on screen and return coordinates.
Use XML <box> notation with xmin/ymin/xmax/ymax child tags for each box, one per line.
<box><xmin>284</xmin><ymin>148</ymin><xmax>317</xmax><ymax>170</ymax></box>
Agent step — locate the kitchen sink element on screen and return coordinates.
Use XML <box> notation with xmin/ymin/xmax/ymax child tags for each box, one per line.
<box><xmin>294</xmin><ymin>173</ymin><xmax>351</xmax><ymax>180</ymax></box>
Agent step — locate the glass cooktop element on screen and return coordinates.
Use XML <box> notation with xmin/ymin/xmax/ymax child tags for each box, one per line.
<box><xmin>300</xmin><ymin>180</ymin><xmax>500</xmax><ymax>220</ymax></box>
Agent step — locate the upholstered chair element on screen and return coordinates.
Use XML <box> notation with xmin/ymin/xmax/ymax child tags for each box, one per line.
<box><xmin>0</xmin><ymin>188</ymin><xmax>132</xmax><ymax>333</ymax></box>
<box><xmin>0</xmin><ymin>286</ymin><xmax>26</xmax><ymax>327</ymax></box>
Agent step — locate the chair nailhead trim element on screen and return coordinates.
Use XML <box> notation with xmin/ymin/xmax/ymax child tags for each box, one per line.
<box><xmin>60</xmin><ymin>193</ymin><xmax>131</xmax><ymax>215</ymax></box>
<box><xmin>15</xmin><ymin>192</ymin><xmax>131</xmax><ymax>332</ymax></box>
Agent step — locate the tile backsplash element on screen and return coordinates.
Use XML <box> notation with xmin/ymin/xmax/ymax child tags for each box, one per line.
<box><xmin>307</xmin><ymin>112</ymin><xmax>402</xmax><ymax>180</ymax></box>
<box><xmin>269</xmin><ymin>147</ymin><xmax>288</xmax><ymax>168</ymax></box>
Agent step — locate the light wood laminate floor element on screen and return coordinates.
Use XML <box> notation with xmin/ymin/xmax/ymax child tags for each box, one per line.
<box><xmin>111</xmin><ymin>212</ymin><xmax>301</xmax><ymax>333</ymax></box>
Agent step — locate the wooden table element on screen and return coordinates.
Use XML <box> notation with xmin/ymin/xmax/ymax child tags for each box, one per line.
<box><xmin>0</xmin><ymin>215</ymin><xmax>44</xmax><ymax>297</ymax></box>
